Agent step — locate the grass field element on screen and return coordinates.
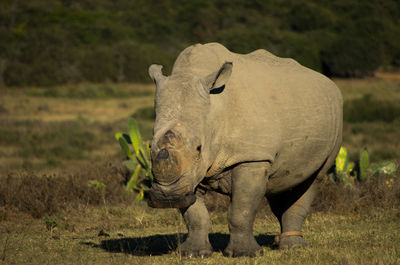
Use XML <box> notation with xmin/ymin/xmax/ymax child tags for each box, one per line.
<box><xmin>0</xmin><ymin>77</ymin><xmax>399</xmax><ymax>264</ymax></box>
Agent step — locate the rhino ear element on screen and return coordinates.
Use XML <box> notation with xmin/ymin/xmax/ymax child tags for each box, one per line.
<box><xmin>148</xmin><ymin>64</ymin><xmax>166</xmax><ymax>85</ymax></box>
<box><xmin>203</xmin><ymin>62</ymin><xmax>232</xmax><ymax>92</ymax></box>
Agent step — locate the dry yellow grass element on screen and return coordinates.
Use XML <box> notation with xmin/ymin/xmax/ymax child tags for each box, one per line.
<box><xmin>1</xmin><ymin>203</ymin><xmax>399</xmax><ymax>264</ymax></box>
<box><xmin>0</xmin><ymin>84</ymin><xmax>154</xmax><ymax>123</ymax></box>
<box><xmin>334</xmin><ymin>76</ymin><xmax>400</xmax><ymax>102</ymax></box>
<box><xmin>0</xmin><ymin>78</ymin><xmax>399</xmax><ymax>264</ymax></box>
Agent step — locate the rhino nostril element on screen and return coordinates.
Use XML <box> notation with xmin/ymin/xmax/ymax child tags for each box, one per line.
<box><xmin>156</xmin><ymin>148</ymin><xmax>169</xmax><ymax>160</ymax></box>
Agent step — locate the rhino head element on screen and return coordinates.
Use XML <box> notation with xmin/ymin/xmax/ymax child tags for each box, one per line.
<box><xmin>147</xmin><ymin>62</ymin><xmax>232</xmax><ymax>208</ymax></box>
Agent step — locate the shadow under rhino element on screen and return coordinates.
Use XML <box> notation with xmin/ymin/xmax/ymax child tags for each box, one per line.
<box><xmin>83</xmin><ymin>233</ymin><xmax>276</xmax><ymax>256</ymax></box>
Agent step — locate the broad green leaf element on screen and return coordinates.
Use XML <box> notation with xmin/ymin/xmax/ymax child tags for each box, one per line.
<box><xmin>116</xmin><ymin>132</ymin><xmax>132</xmax><ymax>144</ymax></box>
<box><xmin>123</xmin><ymin>160</ymin><xmax>137</xmax><ymax>172</ymax></box>
<box><xmin>128</xmin><ymin>118</ymin><xmax>142</xmax><ymax>155</ymax></box>
<box><xmin>359</xmin><ymin>148</ymin><xmax>370</xmax><ymax>180</ymax></box>
<box><xmin>126</xmin><ymin>164</ymin><xmax>141</xmax><ymax>191</ymax></box>
<box><xmin>335</xmin><ymin>147</ymin><xmax>348</xmax><ymax>174</ymax></box>
<box><xmin>135</xmin><ymin>154</ymin><xmax>147</xmax><ymax>169</ymax></box>
<box><xmin>122</xmin><ymin>133</ymin><xmax>132</xmax><ymax>144</ymax></box>
<box><xmin>118</xmin><ymin>137</ymin><xmax>132</xmax><ymax>158</ymax></box>
<box><xmin>140</xmin><ymin>143</ymin><xmax>149</xmax><ymax>161</ymax></box>
<box><xmin>115</xmin><ymin>132</ymin><xmax>123</xmax><ymax>141</ymax></box>
<box><xmin>371</xmin><ymin>161</ymin><xmax>397</xmax><ymax>175</ymax></box>
<box><xmin>139</xmin><ymin>149</ymin><xmax>150</xmax><ymax>169</ymax></box>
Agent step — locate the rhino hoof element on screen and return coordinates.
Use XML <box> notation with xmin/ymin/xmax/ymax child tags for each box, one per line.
<box><xmin>223</xmin><ymin>233</ymin><xmax>263</xmax><ymax>257</ymax></box>
<box><xmin>223</xmin><ymin>247</ymin><xmax>263</xmax><ymax>258</ymax></box>
<box><xmin>180</xmin><ymin>240</ymin><xmax>212</xmax><ymax>258</ymax></box>
<box><xmin>181</xmin><ymin>249</ymin><xmax>212</xmax><ymax>258</ymax></box>
<box><xmin>279</xmin><ymin>236</ymin><xmax>308</xmax><ymax>250</ymax></box>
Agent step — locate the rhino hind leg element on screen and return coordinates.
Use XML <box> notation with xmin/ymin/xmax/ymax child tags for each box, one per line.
<box><xmin>267</xmin><ymin>176</ymin><xmax>316</xmax><ymax>249</ymax></box>
<box><xmin>268</xmin><ymin>142</ymin><xmax>341</xmax><ymax>249</ymax></box>
<box><xmin>224</xmin><ymin>162</ymin><xmax>269</xmax><ymax>257</ymax></box>
<box><xmin>179</xmin><ymin>192</ymin><xmax>213</xmax><ymax>258</ymax></box>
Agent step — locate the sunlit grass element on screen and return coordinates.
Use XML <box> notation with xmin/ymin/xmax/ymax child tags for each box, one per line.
<box><xmin>0</xmin><ymin>78</ymin><xmax>399</xmax><ymax>264</ymax></box>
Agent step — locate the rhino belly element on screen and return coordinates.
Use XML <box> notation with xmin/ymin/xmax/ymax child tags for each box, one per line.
<box><xmin>265</xmin><ymin>137</ymin><xmax>333</xmax><ymax>195</ymax></box>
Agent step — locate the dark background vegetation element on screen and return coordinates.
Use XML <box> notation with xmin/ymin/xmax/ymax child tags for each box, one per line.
<box><xmin>1</xmin><ymin>0</ymin><xmax>400</xmax><ymax>87</ymax></box>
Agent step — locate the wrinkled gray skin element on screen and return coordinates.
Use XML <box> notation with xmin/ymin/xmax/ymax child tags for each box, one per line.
<box><xmin>147</xmin><ymin>43</ymin><xmax>342</xmax><ymax>257</ymax></box>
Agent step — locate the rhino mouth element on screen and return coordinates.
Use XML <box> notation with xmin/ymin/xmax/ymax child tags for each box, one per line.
<box><xmin>147</xmin><ymin>179</ymin><xmax>196</xmax><ymax>209</ymax></box>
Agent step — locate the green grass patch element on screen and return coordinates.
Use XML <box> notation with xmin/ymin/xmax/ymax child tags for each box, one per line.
<box><xmin>0</xmin><ymin>118</ymin><xmax>121</xmax><ymax>171</ymax></box>
<box><xmin>0</xmin><ymin>120</ymin><xmax>97</xmax><ymax>160</ymax></box>
<box><xmin>30</xmin><ymin>84</ymin><xmax>153</xmax><ymax>99</ymax></box>
<box><xmin>344</xmin><ymin>94</ymin><xmax>400</xmax><ymax>123</ymax></box>
<box><xmin>0</xmin><ymin>202</ymin><xmax>398</xmax><ymax>264</ymax></box>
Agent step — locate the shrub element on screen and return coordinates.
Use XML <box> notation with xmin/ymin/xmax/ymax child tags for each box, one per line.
<box><xmin>321</xmin><ymin>34</ymin><xmax>383</xmax><ymax>77</ymax></box>
<box><xmin>288</xmin><ymin>2</ymin><xmax>335</xmax><ymax>32</ymax></box>
<box><xmin>278</xmin><ymin>31</ymin><xmax>324</xmax><ymax>72</ymax></box>
<box><xmin>0</xmin><ymin>162</ymin><xmax>132</xmax><ymax>218</ymax></box>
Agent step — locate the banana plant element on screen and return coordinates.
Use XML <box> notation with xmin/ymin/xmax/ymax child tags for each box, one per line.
<box><xmin>115</xmin><ymin>118</ymin><xmax>153</xmax><ymax>200</ymax></box>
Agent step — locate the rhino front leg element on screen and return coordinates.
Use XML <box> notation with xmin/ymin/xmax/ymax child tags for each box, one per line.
<box><xmin>179</xmin><ymin>191</ymin><xmax>213</xmax><ymax>257</ymax></box>
<box><xmin>224</xmin><ymin>162</ymin><xmax>268</xmax><ymax>257</ymax></box>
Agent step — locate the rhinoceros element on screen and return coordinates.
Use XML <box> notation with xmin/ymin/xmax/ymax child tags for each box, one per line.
<box><xmin>147</xmin><ymin>42</ymin><xmax>342</xmax><ymax>257</ymax></box>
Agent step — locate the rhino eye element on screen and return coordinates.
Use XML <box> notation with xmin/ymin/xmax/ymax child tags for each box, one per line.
<box><xmin>196</xmin><ymin>145</ymin><xmax>202</xmax><ymax>153</ymax></box>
